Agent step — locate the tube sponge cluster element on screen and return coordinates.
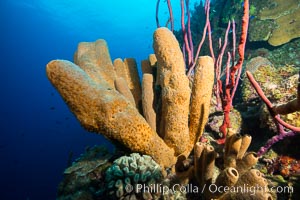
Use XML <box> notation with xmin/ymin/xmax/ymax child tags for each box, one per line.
<box><xmin>193</xmin><ymin>131</ymin><xmax>273</xmax><ymax>200</ymax></box>
<box><xmin>48</xmin><ymin>27</ymin><xmax>275</xmax><ymax>200</ymax></box>
<box><xmin>46</xmin><ymin>27</ymin><xmax>215</xmax><ymax>168</ymax></box>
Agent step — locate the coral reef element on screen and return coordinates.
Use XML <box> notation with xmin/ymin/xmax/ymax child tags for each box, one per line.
<box><xmin>49</xmin><ymin>30</ymin><xmax>276</xmax><ymax>199</ymax></box>
<box><xmin>57</xmin><ymin>146</ymin><xmax>112</xmax><ymax>200</ymax></box>
<box><xmin>48</xmin><ymin>1</ymin><xmax>294</xmax><ymax>198</ymax></box>
<box><xmin>265</xmin><ymin>38</ymin><xmax>300</xmax><ymax>67</ymax></box>
<box><xmin>249</xmin><ymin>0</ymin><xmax>300</xmax><ymax>46</ymax></box>
<box><xmin>267</xmin><ymin>155</ymin><xmax>300</xmax><ymax>178</ymax></box>
<box><xmin>242</xmin><ymin>56</ymin><xmax>300</xmax><ymax>131</ymax></box>
<box><xmin>207</xmin><ymin>106</ymin><xmax>242</xmax><ymax>141</ymax></box>
<box><xmin>58</xmin><ymin>150</ymin><xmax>189</xmax><ymax>200</ymax></box>
<box><xmin>49</xmin><ymin>16</ymin><xmax>281</xmax><ymax>200</ymax></box>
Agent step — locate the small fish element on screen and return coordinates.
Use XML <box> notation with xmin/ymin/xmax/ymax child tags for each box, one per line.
<box><xmin>50</xmin><ymin>106</ymin><xmax>55</xmax><ymax>110</ymax></box>
<box><xmin>206</xmin><ymin>30</ymin><xmax>214</xmax><ymax>36</ymax></box>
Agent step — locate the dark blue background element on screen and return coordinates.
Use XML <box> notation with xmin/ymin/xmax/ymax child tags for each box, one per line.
<box><xmin>0</xmin><ymin>1</ymin><xmax>151</xmax><ymax>199</ymax></box>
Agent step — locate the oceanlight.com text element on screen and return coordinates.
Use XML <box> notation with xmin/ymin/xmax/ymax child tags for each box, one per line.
<box><xmin>125</xmin><ymin>183</ymin><xmax>293</xmax><ymax>196</ymax></box>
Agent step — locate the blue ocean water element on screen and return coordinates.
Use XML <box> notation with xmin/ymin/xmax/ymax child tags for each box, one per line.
<box><xmin>0</xmin><ymin>0</ymin><xmax>200</xmax><ymax>199</ymax></box>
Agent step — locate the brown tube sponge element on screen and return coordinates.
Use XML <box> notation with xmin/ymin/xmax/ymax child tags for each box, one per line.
<box><xmin>194</xmin><ymin>143</ymin><xmax>216</xmax><ymax>186</ymax></box>
<box><xmin>213</xmin><ymin>167</ymin><xmax>239</xmax><ymax>199</ymax></box>
<box><xmin>141</xmin><ymin>60</ymin><xmax>153</xmax><ymax>75</ymax></box>
<box><xmin>113</xmin><ymin>58</ymin><xmax>142</xmax><ymax>111</ymax></box>
<box><xmin>202</xmin><ymin>145</ymin><xmax>216</xmax><ymax>185</ymax></box>
<box><xmin>215</xmin><ymin>167</ymin><xmax>239</xmax><ymax>187</ymax></box>
<box><xmin>74</xmin><ymin>39</ymin><xmax>116</xmax><ymax>88</ymax></box>
<box><xmin>46</xmin><ymin>60</ymin><xmax>175</xmax><ymax>168</ymax></box>
<box><xmin>194</xmin><ymin>142</ymin><xmax>205</xmax><ymax>184</ymax></box>
<box><xmin>219</xmin><ymin>168</ymin><xmax>272</xmax><ymax>200</ymax></box>
<box><xmin>236</xmin><ymin>169</ymin><xmax>268</xmax><ymax>188</ymax></box>
<box><xmin>225</xmin><ymin>134</ymin><xmax>242</xmax><ymax>158</ymax></box>
<box><xmin>149</xmin><ymin>54</ymin><xmax>157</xmax><ymax>67</ymax></box>
<box><xmin>142</xmin><ymin>73</ymin><xmax>156</xmax><ymax>131</ymax></box>
<box><xmin>224</xmin><ymin>134</ymin><xmax>242</xmax><ymax>168</ymax></box>
<box><xmin>114</xmin><ymin>77</ymin><xmax>136</xmax><ymax>107</ymax></box>
<box><xmin>188</xmin><ymin>56</ymin><xmax>214</xmax><ymax>154</ymax></box>
<box><xmin>148</xmin><ymin>54</ymin><xmax>159</xmax><ymax>85</ymax></box>
<box><xmin>237</xmin><ymin>134</ymin><xmax>252</xmax><ymax>159</ymax></box>
<box><xmin>153</xmin><ymin>27</ymin><xmax>191</xmax><ymax>155</ymax></box>
<box><xmin>236</xmin><ymin>152</ymin><xmax>258</xmax><ymax>174</ymax></box>
<box><xmin>113</xmin><ymin>58</ymin><xmax>128</xmax><ymax>81</ymax></box>
<box><xmin>124</xmin><ymin>58</ymin><xmax>142</xmax><ymax>109</ymax></box>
